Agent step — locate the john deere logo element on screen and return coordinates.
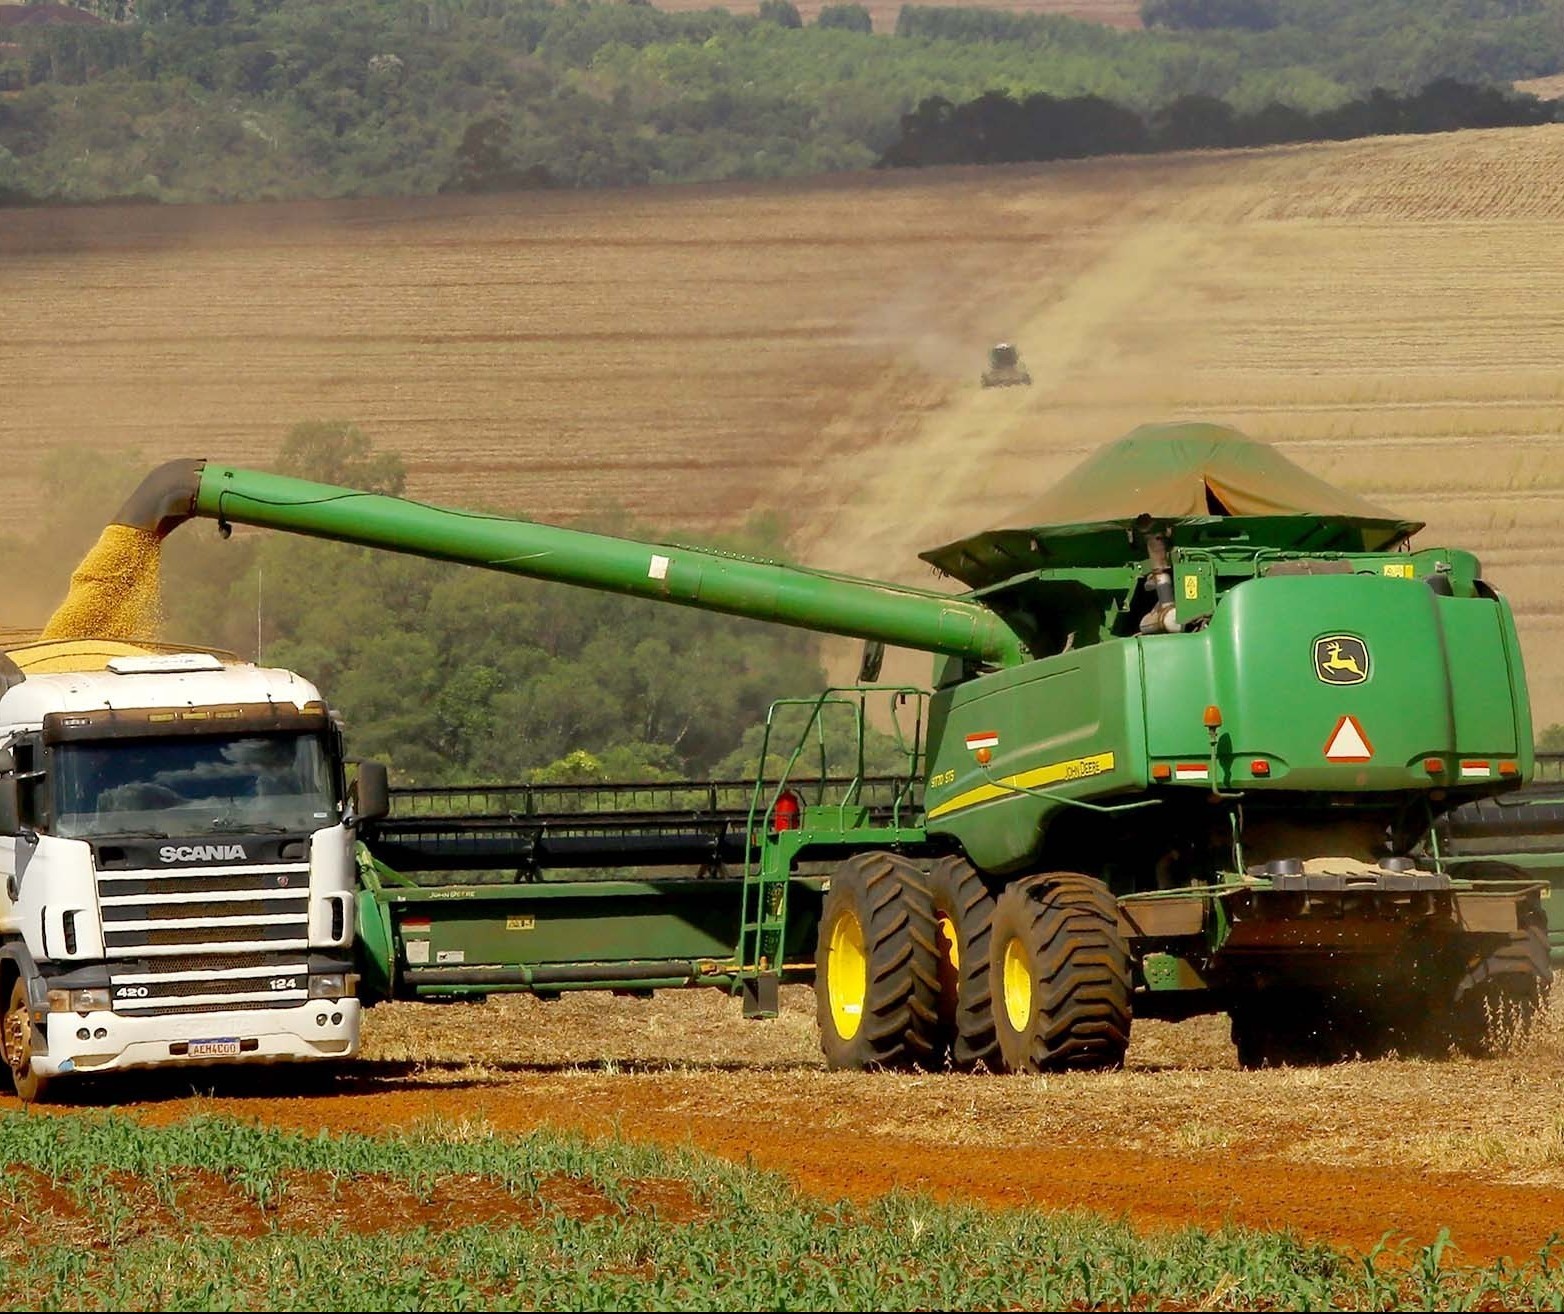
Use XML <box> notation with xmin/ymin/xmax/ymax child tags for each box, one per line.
<box><xmin>1314</xmin><ymin>635</ymin><xmax>1369</xmax><ymax>685</ymax></box>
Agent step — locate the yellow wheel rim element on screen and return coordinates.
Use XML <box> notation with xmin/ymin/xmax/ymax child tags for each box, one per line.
<box><xmin>827</xmin><ymin>909</ymin><xmax>868</xmax><ymax>1040</ymax></box>
<box><xmin>1003</xmin><ymin>935</ymin><xmax>1033</xmax><ymax>1033</ymax></box>
<box><xmin>936</xmin><ymin>914</ymin><xmax>960</xmax><ymax>1015</ymax></box>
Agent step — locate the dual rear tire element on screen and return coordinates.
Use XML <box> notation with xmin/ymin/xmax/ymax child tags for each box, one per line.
<box><xmin>989</xmin><ymin>874</ymin><xmax>1132</xmax><ymax>1072</ymax></box>
<box><xmin>814</xmin><ymin>856</ymin><xmax>1130</xmax><ymax>1074</ymax></box>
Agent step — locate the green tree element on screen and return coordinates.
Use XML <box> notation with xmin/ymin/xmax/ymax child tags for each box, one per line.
<box><xmin>277</xmin><ymin>420</ymin><xmax>407</xmax><ymax>494</ymax></box>
<box><xmin>816</xmin><ymin>3</ymin><xmax>872</xmax><ymax>33</ymax></box>
<box><xmin>758</xmin><ymin>0</ymin><xmax>803</xmax><ymax>29</ymax></box>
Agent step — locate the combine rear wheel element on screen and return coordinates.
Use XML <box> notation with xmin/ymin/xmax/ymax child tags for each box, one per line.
<box><xmin>3</xmin><ymin>977</ymin><xmax>49</xmax><ymax>1104</ymax></box>
<box><xmin>926</xmin><ymin>856</ymin><xmax>1001</xmax><ymax>1071</ymax></box>
<box><xmin>989</xmin><ymin>873</ymin><xmax>1131</xmax><ymax>1073</ymax></box>
<box><xmin>814</xmin><ymin>852</ymin><xmax>942</xmax><ymax>1071</ymax></box>
<box><xmin>1449</xmin><ymin>900</ymin><xmax>1552</xmax><ymax>1058</ymax></box>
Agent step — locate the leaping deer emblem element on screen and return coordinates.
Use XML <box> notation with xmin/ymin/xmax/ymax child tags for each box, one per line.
<box><xmin>1315</xmin><ymin>636</ymin><xmax>1369</xmax><ymax>683</ymax></box>
<box><xmin>1321</xmin><ymin>642</ymin><xmax>1363</xmax><ymax>676</ymax></box>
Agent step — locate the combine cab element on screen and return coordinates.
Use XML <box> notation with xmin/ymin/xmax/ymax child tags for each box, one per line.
<box><xmin>981</xmin><ymin>342</ymin><xmax>1031</xmax><ymax>388</ymax></box>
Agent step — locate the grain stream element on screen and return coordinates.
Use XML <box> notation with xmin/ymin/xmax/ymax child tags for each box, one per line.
<box><xmin>39</xmin><ymin>524</ymin><xmax>163</xmax><ymax>644</ymax></box>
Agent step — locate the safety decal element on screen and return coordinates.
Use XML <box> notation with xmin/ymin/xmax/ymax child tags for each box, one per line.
<box><xmin>1323</xmin><ymin>714</ymin><xmax>1373</xmax><ymax>763</ymax></box>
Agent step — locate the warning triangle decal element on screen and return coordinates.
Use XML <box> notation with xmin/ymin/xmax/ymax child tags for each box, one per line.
<box><xmin>1323</xmin><ymin>715</ymin><xmax>1373</xmax><ymax>762</ymax></box>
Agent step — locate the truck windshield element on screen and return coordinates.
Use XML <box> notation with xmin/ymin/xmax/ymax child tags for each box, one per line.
<box><xmin>50</xmin><ymin>733</ymin><xmax>338</xmax><ymax>840</ymax></box>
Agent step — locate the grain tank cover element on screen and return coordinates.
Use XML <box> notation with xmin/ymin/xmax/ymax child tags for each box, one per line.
<box><xmin>922</xmin><ymin>422</ymin><xmax>1423</xmax><ymax>588</ymax></box>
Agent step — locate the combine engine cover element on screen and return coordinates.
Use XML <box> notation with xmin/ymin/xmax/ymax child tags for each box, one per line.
<box><xmin>1142</xmin><ymin>571</ymin><xmax>1526</xmax><ymax>798</ymax></box>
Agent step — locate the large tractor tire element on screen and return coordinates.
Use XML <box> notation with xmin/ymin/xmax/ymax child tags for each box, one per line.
<box><xmin>3</xmin><ymin>976</ymin><xmax>50</xmax><ymax>1104</ymax></box>
<box><xmin>1449</xmin><ymin>900</ymin><xmax>1552</xmax><ymax>1058</ymax></box>
<box><xmin>925</xmin><ymin>855</ymin><xmax>1001</xmax><ymax>1072</ymax></box>
<box><xmin>814</xmin><ymin>852</ymin><xmax>943</xmax><ymax>1072</ymax></box>
<box><xmin>988</xmin><ymin>873</ymin><xmax>1131</xmax><ymax>1073</ymax></box>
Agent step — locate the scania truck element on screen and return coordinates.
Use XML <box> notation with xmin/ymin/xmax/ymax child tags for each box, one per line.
<box><xmin>0</xmin><ymin>638</ymin><xmax>379</xmax><ymax>1100</ymax></box>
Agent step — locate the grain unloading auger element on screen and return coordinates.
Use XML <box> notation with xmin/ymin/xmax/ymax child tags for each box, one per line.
<box><xmin>117</xmin><ymin>423</ymin><xmax>1551</xmax><ymax>1072</ymax></box>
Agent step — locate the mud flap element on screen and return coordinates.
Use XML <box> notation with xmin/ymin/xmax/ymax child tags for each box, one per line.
<box><xmin>742</xmin><ymin>971</ymin><xmax>779</xmax><ymax>1019</ymax></box>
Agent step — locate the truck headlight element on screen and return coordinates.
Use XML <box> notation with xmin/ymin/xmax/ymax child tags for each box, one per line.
<box><xmin>47</xmin><ymin>988</ymin><xmax>111</xmax><ymax>1013</ymax></box>
<box><xmin>308</xmin><ymin>974</ymin><xmax>353</xmax><ymax>1000</ymax></box>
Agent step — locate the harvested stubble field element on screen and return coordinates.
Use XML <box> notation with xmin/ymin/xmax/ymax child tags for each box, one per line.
<box><xmin>7</xmin><ymin>126</ymin><xmax>1564</xmax><ymax>719</ymax></box>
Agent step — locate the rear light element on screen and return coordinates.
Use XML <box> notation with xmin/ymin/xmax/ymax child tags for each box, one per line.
<box><xmin>1424</xmin><ymin>758</ymin><xmax>1445</xmax><ymax>775</ymax></box>
<box><xmin>1250</xmin><ymin>760</ymin><xmax>1270</xmax><ymax>776</ymax></box>
<box><xmin>772</xmin><ymin>789</ymin><xmax>803</xmax><ymax>832</ymax></box>
<box><xmin>1499</xmin><ymin>761</ymin><xmax>1520</xmax><ymax>777</ymax></box>
<box><xmin>1151</xmin><ymin>763</ymin><xmax>1172</xmax><ymax>781</ymax></box>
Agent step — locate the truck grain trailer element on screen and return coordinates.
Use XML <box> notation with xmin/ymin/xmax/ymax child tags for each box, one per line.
<box><xmin>52</xmin><ymin>423</ymin><xmax>1551</xmax><ymax>1083</ymax></box>
<box><xmin>0</xmin><ymin>638</ymin><xmax>371</xmax><ymax>1101</ymax></box>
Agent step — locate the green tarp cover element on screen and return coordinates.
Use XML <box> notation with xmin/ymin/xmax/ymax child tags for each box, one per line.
<box><xmin>1020</xmin><ymin>422</ymin><xmax>1406</xmax><ymax>524</ymax></box>
<box><xmin>922</xmin><ymin>423</ymin><xmax>1422</xmax><ymax>587</ymax></box>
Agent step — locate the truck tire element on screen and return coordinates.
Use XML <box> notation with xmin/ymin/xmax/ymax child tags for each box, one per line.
<box><xmin>989</xmin><ymin>873</ymin><xmax>1131</xmax><ymax>1073</ymax></box>
<box><xmin>1450</xmin><ymin>900</ymin><xmax>1552</xmax><ymax>1058</ymax></box>
<box><xmin>3</xmin><ymin>976</ymin><xmax>50</xmax><ymax>1104</ymax></box>
<box><xmin>814</xmin><ymin>852</ymin><xmax>942</xmax><ymax>1072</ymax></box>
<box><xmin>925</xmin><ymin>856</ymin><xmax>1001</xmax><ymax>1072</ymax></box>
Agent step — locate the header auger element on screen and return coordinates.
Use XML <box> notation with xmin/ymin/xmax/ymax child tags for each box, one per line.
<box><xmin>91</xmin><ymin>422</ymin><xmax>1550</xmax><ymax>1073</ymax></box>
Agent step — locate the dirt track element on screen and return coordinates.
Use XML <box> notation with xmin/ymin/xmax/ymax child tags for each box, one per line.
<box><xmin>23</xmin><ymin>989</ymin><xmax>1564</xmax><ymax>1266</ymax></box>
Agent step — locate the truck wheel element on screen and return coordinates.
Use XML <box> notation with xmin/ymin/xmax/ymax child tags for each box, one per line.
<box><xmin>989</xmin><ymin>873</ymin><xmax>1131</xmax><ymax>1073</ymax></box>
<box><xmin>926</xmin><ymin>856</ymin><xmax>1001</xmax><ymax>1072</ymax></box>
<box><xmin>814</xmin><ymin>852</ymin><xmax>942</xmax><ymax>1072</ymax></box>
<box><xmin>1450</xmin><ymin>902</ymin><xmax>1552</xmax><ymax>1058</ymax></box>
<box><xmin>3</xmin><ymin>977</ymin><xmax>50</xmax><ymax>1104</ymax></box>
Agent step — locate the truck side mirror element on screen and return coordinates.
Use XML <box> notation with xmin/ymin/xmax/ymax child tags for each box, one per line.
<box><xmin>858</xmin><ymin>640</ymin><xmax>885</xmax><ymax>684</ymax></box>
<box><xmin>352</xmin><ymin>760</ymin><xmax>390</xmax><ymax>824</ymax></box>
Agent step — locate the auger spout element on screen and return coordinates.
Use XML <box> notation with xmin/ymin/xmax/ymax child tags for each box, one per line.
<box><xmin>174</xmin><ymin>465</ymin><xmax>1028</xmax><ymax>666</ymax></box>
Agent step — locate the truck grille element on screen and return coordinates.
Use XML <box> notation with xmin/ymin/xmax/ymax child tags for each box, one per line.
<box><xmin>97</xmin><ymin>863</ymin><xmax>312</xmax><ymax>1014</ymax></box>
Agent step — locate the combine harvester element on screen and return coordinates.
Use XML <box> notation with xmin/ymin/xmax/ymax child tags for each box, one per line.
<box><xmin>0</xmin><ymin>422</ymin><xmax>1550</xmax><ymax>1095</ymax></box>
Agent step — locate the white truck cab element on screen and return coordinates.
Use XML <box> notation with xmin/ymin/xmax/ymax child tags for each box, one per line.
<box><xmin>0</xmin><ymin>639</ymin><xmax>376</xmax><ymax>1099</ymax></box>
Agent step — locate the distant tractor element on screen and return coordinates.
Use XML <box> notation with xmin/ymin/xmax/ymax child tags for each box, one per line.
<box><xmin>981</xmin><ymin>342</ymin><xmax>1031</xmax><ymax>388</ymax></box>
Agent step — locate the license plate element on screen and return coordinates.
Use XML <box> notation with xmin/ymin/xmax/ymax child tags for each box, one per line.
<box><xmin>188</xmin><ymin>1038</ymin><xmax>241</xmax><ymax>1059</ymax></box>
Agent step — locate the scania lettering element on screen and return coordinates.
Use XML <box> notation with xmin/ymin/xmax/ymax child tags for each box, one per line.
<box><xmin>159</xmin><ymin>845</ymin><xmax>250</xmax><ymax>863</ymax></box>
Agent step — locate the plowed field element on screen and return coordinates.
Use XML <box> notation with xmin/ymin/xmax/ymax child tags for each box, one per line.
<box><xmin>21</xmin><ymin>987</ymin><xmax>1564</xmax><ymax>1266</ymax></box>
<box><xmin>6</xmin><ymin>127</ymin><xmax>1564</xmax><ymax>718</ymax></box>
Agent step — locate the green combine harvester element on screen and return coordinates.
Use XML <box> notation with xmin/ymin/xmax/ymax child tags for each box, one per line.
<box><xmin>119</xmin><ymin>422</ymin><xmax>1550</xmax><ymax>1072</ymax></box>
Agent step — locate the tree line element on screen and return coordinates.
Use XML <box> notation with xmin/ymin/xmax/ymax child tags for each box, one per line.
<box><xmin>4</xmin><ymin>0</ymin><xmax>1564</xmax><ymax>205</ymax></box>
<box><xmin>878</xmin><ymin>78</ymin><xmax>1556</xmax><ymax>167</ymax></box>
